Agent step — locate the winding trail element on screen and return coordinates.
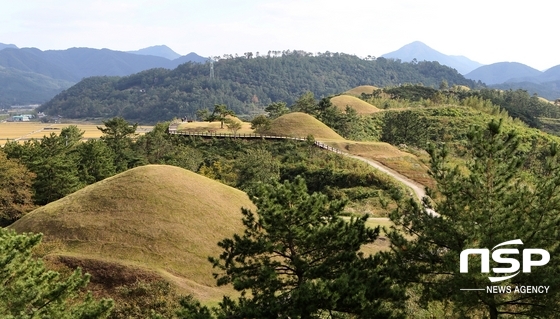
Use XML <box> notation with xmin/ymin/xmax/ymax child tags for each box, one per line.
<box><xmin>169</xmin><ymin>128</ymin><xmax>437</xmax><ymax>216</ymax></box>
<box><xmin>313</xmin><ymin>142</ymin><xmax>437</xmax><ymax>217</ymax></box>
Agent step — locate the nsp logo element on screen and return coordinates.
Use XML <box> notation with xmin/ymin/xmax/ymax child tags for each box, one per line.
<box><xmin>460</xmin><ymin>239</ymin><xmax>550</xmax><ymax>282</ymax></box>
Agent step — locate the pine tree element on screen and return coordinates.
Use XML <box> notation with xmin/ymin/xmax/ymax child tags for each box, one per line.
<box><xmin>32</xmin><ymin>154</ymin><xmax>82</xmax><ymax>205</ymax></box>
<box><xmin>291</xmin><ymin>91</ymin><xmax>317</xmax><ymax>115</ymax></box>
<box><xmin>0</xmin><ymin>151</ymin><xmax>36</xmax><ymax>226</ymax></box>
<box><xmin>380</xmin><ymin>111</ymin><xmax>429</xmax><ymax>147</ymax></box>
<box><xmin>98</xmin><ymin>117</ymin><xmax>143</xmax><ymax>171</ymax></box>
<box><xmin>235</xmin><ymin>148</ymin><xmax>280</xmax><ymax>191</ymax></box>
<box><xmin>209</xmin><ymin>176</ymin><xmax>404</xmax><ymax>318</ymax></box>
<box><xmin>0</xmin><ymin>228</ymin><xmax>113</xmax><ymax>318</ymax></box>
<box><xmin>2</xmin><ymin>132</ymin><xmax>83</xmax><ymax>206</ymax></box>
<box><xmin>210</xmin><ymin>104</ymin><xmax>235</xmax><ymax>129</ymax></box>
<box><xmin>264</xmin><ymin>102</ymin><xmax>289</xmax><ymax>119</ymax></box>
<box><xmin>385</xmin><ymin>119</ymin><xmax>560</xmax><ymax>318</ymax></box>
<box><xmin>75</xmin><ymin>139</ymin><xmax>116</xmax><ymax>184</ymax></box>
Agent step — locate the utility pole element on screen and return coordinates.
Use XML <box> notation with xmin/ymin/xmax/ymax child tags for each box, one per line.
<box><xmin>209</xmin><ymin>57</ymin><xmax>215</xmax><ymax>80</ymax></box>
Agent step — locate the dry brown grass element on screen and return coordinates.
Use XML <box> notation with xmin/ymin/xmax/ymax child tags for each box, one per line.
<box><xmin>331</xmin><ymin>95</ymin><xmax>380</xmax><ymax>114</ymax></box>
<box><xmin>326</xmin><ymin>140</ymin><xmax>434</xmax><ymax>188</ymax></box>
<box><xmin>538</xmin><ymin>97</ymin><xmax>552</xmax><ymax>104</ymax></box>
<box><xmin>10</xmin><ymin>164</ymin><xmax>254</xmax><ymax>302</ymax></box>
<box><xmin>452</xmin><ymin>85</ymin><xmax>471</xmax><ymax>92</ymax></box>
<box><xmin>177</xmin><ymin>116</ymin><xmax>254</xmax><ymax>135</ymax></box>
<box><xmin>345</xmin><ymin>85</ymin><xmax>379</xmax><ymax>96</ymax></box>
<box><xmin>0</xmin><ymin>122</ymin><xmax>152</xmax><ymax>146</ymax></box>
<box><xmin>266</xmin><ymin>112</ymin><xmax>344</xmax><ymax>140</ymax></box>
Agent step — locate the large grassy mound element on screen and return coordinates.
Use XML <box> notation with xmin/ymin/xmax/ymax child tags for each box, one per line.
<box><xmin>345</xmin><ymin>85</ymin><xmax>379</xmax><ymax>96</ymax></box>
<box><xmin>266</xmin><ymin>112</ymin><xmax>344</xmax><ymax>140</ymax></box>
<box><xmin>10</xmin><ymin>165</ymin><xmax>254</xmax><ymax>301</ymax></box>
<box><xmin>331</xmin><ymin>95</ymin><xmax>380</xmax><ymax>114</ymax></box>
<box><xmin>177</xmin><ymin>115</ymin><xmax>254</xmax><ymax>134</ymax></box>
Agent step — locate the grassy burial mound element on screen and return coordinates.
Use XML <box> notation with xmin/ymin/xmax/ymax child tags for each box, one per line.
<box><xmin>330</xmin><ymin>95</ymin><xmax>381</xmax><ymax>114</ymax></box>
<box><xmin>344</xmin><ymin>85</ymin><xmax>379</xmax><ymax>96</ymax></box>
<box><xmin>10</xmin><ymin>164</ymin><xmax>254</xmax><ymax>301</ymax></box>
<box><xmin>177</xmin><ymin>115</ymin><xmax>253</xmax><ymax>134</ymax></box>
<box><xmin>266</xmin><ymin>112</ymin><xmax>344</xmax><ymax>140</ymax></box>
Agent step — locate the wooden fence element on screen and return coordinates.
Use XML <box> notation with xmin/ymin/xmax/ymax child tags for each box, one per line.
<box><xmin>168</xmin><ymin>130</ymin><xmax>343</xmax><ymax>154</ymax></box>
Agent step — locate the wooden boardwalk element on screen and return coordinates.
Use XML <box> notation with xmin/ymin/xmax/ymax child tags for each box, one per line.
<box><xmin>169</xmin><ymin>124</ymin><xmax>435</xmax><ymax>215</ymax></box>
<box><xmin>168</xmin><ymin>127</ymin><xmax>344</xmax><ymax>154</ymax></box>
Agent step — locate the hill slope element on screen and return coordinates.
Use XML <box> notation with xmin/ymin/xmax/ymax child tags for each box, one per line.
<box><xmin>10</xmin><ymin>165</ymin><xmax>254</xmax><ymax>300</ymax></box>
<box><xmin>465</xmin><ymin>62</ymin><xmax>542</xmax><ymax>85</ymax></box>
<box><xmin>344</xmin><ymin>85</ymin><xmax>379</xmax><ymax>96</ymax></box>
<box><xmin>331</xmin><ymin>95</ymin><xmax>380</xmax><ymax>114</ymax></box>
<box><xmin>491</xmin><ymin>80</ymin><xmax>560</xmax><ymax>101</ymax></box>
<box><xmin>39</xmin><ymin>53</ymin><xmax>479</xmax><ymax>122</ymax></box>
<box><xmin>0</xmin><ymin>47</ymin><xmax>208</xmax><ymax>105</ymax></box>
<box><xmin>381</xmin><ymin>41</ymin><xmax>484</xmax><ymax>74</ymax></box>
<box><xmin>0</xmin><ymin>47</ymin><xmax>178</xmax><ymax>82</ymax></box>
<box><xmin>0</xmin><ymin>66</ymin><xmax>74</xmax><ymax>106</ymax></box>
<box><xmin>537</xmin><ymin>65</ymin><xmax>560</xmax><ymax>83</ymax></box>
<box><xmin>266</xmin><ymin>112</ymin><xmax>344</xmax><ymax>139</ymax></box>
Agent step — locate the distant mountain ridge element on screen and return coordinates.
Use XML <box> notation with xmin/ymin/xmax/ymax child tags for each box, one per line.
<box><xmin>38</xmin><ymin>53</ymin><xmax>479</xmax><ymax>122</ymax></box>
<box><xmin>0</xmin><ymin>43</ymin><xmax>207</xmax><ymax>106</ymax></box>
<box><xmin>127</xmin><ymin>45</ymin><xmax>182</xmax><ymax>60</ymax></box>
<box><xmin>126</xmin><ymin>46</ymin><xmax>207</xmax><ymax>63</ymax></box>
<box><xmin>464</xmin><ymin>62</ymin><xmax>542</xmax><ymax>85</ymax></box>
<box><xmin>465</xmin><ymin>62</ymin><xmax>560</xmax><ymax>100</ymax></box>
<box><xmin>381</xmin><ymin>41</ymin><xmax>484</xmax><ymax>74</ymax></box>
<box><xmin>0</xmin><ymin>47</ymin><xmax>206</xmax><ymax>82</ymax></box>
<box><xmin>0</xmin><ymin>65</ymin><xmax>74</xmax><ymax>106</ymax></box>
<box><xmin>0</xmin><ymin>43</ymin><xmax>18</xmax><ymax>51</ymax></box>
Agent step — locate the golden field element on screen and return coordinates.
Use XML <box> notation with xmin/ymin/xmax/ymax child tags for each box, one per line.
<box><xmin>0</xmin><ymin>122</ymin><xmax>153</xmax><ymax>146</ymax></box>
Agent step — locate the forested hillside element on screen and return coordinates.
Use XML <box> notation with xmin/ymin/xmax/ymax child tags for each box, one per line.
<box><xmin>0</xmin><ymin>66</ymin><xmax>73</xmax><ymax>106</ymax></box>
<box><xmin>38</xmin><ymin>52</ymin><xmax>480</xmax><ymax>123</ymax></box>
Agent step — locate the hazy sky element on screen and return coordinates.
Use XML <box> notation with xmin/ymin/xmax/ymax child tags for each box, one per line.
<box><xmin>1</xmin><ymin>0</ymin><xmax>557</xmax><ymax>70</ymax></box>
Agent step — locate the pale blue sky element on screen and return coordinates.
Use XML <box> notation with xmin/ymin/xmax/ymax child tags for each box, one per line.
<box><xmin>0</xmin><ymin>0</ymin><xmax>557</xmax><ymax>70</ymax></box>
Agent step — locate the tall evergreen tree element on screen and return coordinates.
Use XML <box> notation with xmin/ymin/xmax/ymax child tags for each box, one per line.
<box><xmin>381</xmin><ymin>111</ymin><xmax>429</xmax><ymax>147</ymax></box>
<box><xmin>264</xmin><ymin>102</ymin><xmax>290</xmax><ymax>119</ymax></box>
<box><xmin>0</xmin><ymin>151</ymin><xmax>36</xmax><ymax>226</ymax></box>
<box><xmin>3</xmin><ymin>132</ymin><xmax>84</xmax><ymax>206</ymax></box>
<box><xmin>98</xmin><ymin>117</ymin><xmax>143</xmax><ymax>171</ymax></box>
<box><xmin>32</xmin><ymin>154</ymin><xmax>82</xmax><ymax>205</ymax></box>
<box><xmin>235</xmin><ymin>148</ymin><xmax>280</xmax><ymax>191</ymax></box>
<box><xmin>0</xmin><ymin>228</ymin><xmax>113</xmax><ymax>318</ymax></box>
<box><xmin>135</xmin><ymin>122</ymin><xmax>174</xmax><ymax>164</ymax></box>
<box><xmin>209</xmin><ymin>176</ymin><xmax>404</xmax><ymax>318</ymax></box>
<box><xmin>211</xmin><ymin>104</ymin><xmax>235</xmax><ymax>129</ymax></box>
<box><xmin>291</xmin><ymin>91</ymin><xmax>317</xmax><ymax>115</ymax></box>
<box><xmin>385</xmin><ymin>120</ymin><xmax>560</xmax><ymax>318</ymax></box>
<box><xmin>75</xmin><ymin>139</ymin><xmax>116</xmax><ymax>184</ymax></box>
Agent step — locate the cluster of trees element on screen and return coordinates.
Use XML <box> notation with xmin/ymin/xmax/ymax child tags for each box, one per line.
<box><xmin>0</xmin><ymin>114</ymin><xmax>402</xmax><ymax>227</ymax></box>
<box><xmin>38</xmin><ymin>54</ymin><xmax>479</xmax><ymax>123</ymax></box>
<box><xmin>0</xmin><ymin>118</ymin><xmax>140</xmax><ymax>219</ymax></box>
<box><xmin>0</xmin><ymin>116</ymin><xmax>405</xmax><ymax>318</ymax></box>
<box><xmin>0</xmin><ymin>228</ymin><xmax>114</xmax><ymax>318</ymax></box>
<box><xmin>250</xmin><ymin>92</ymin><xmax>379</xmax><ymax>141</ymax></box>
<box><xmin>361</xmin><ymin>85</ymin><xmax>560</xmax><ymax>134</ymax></box>
<box><xmin>3</xmin><ymin>115</ymin><xmax>560</xmax><ymax>317</ymax></box>
<box><xmin>174</xmin><ymin>120</ymin><xmax>560</xmax><ymax>318</ymax></box>
<box><xmin>473</xmin><ymin>88</ymin><xmax>560</xmax><ymax>128</ymax></box>
<box><xmin>6</xmin><ymin>82</ymin><xmax>560</xmax><ymax>318</ymax></box>
<box><xmin>385</xmin><ymin>120</ymin><xmax>560</xmax><ymax>318</ymax></box>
